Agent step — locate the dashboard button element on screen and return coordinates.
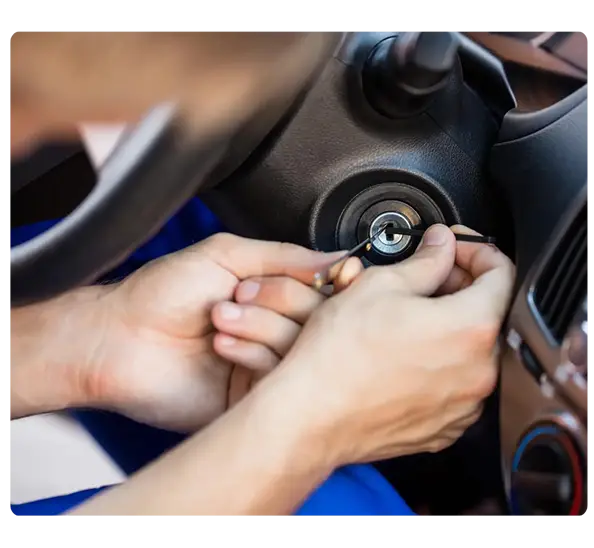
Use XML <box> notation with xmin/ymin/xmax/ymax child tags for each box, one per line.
<box><xmin>519</xmin><ymin>342</ymin><xmax>544</xmax><ymax>381</ymax></box>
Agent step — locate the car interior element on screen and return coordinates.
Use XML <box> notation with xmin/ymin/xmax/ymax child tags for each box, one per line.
<box><xmin>10</xmin><ymin>32</ymin><xmax>587</xmax><ymax>515</ymax></box>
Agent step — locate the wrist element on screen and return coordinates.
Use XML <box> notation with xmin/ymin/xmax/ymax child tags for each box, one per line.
<box><xmin>74</xmin><ymin>367</ymin><xmax>341</xmax><ymax>516</ymax></box>
<box><xmin>250</xmin><ymin>368</ymin><xmax>341</xmax><ymax>480</ymax></box>
<box><xmin>11</xmin><ymin>285</ymin><xmax>115</xmax><ymax>418</ymax></box>
<box><xmin>196</xmin><ymin>372</ymin><xmax>339</xmax><ymax>514</ymax></box>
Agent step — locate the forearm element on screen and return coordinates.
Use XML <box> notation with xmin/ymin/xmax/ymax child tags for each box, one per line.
<box><xmin>71</xmin><ymin>374</ymin><xmax>334</xmax><ymax>515</ymax></box>
<box><xmin>11</xmin><ymin>286</ymin><xmax>111</xmax><ymax>418</ymax></box>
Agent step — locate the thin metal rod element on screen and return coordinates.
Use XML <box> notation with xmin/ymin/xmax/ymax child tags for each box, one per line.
<box><xmin>312</xmin><ymin>226</ymin><xmax>387</xmax><ymax>289</ymax></box>
<box><xmin>385</xmin><ymin>226</ymin><xmax>496</xmax><ymax>244</ymax></box>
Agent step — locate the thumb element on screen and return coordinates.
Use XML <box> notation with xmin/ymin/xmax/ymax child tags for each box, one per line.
<box><xmin>390</xmin><ymin>224</ymin><xmax>456</xmax><ymax>296</ymax></box>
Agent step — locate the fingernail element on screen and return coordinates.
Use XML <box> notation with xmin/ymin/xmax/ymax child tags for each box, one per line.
<box><xmin>219</xmin><ymin>302</ymin><xmax>242</xmax><ymax>320</ymax></box>
<box><xmin>237</xmin><ymin>280</ymin><xmax>260</xmax><ymax>302</ymax></box>
<box><xmin>421</xmin><ymin>225</ymin><xmax>448</xmax><ymax>247</ymax></box>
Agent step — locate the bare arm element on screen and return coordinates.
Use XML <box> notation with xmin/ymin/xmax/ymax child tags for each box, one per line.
<box><xmin>71</xmin><ymin>374</ymin><xmax>331</xmax><ymax>515</ymax></box>
<box><xmin>11</xmin><ymin>286</ymin><xmax>110</xmax><ymax>419</ymax></box>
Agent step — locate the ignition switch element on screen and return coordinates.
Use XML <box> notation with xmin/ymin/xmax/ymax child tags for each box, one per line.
<box><xmin>358</xmin><ymin>200</ymin><xmax>423</xmax><ymax>262</ymax></box>
<box><xmin>368</xmin><ymin>211</ymin><xmax>413</xmax><ymax>255</ymax></box>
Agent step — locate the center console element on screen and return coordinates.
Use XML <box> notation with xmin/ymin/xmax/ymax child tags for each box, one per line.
<box><xmin>500</xmin><ymin>189</ymin><xmax>587</xmax><ymax>514</ymax></box>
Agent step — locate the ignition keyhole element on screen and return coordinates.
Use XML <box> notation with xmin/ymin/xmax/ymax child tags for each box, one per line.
<box><xmin>368</xmin><ymin>210</ymin><xmax>415</xmax><ymax>256</ymax></box>
<box><xmin>385</xmin><ymin>222</ymin><xmax>395</xmax><ymax>242</ymax></box>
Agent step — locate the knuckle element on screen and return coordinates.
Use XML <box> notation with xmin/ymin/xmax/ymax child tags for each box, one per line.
<box><xmin>202</xmin><ymin>232</ymin><xmax>238</xmax><ymax>253</ymax></box>
<box><xmin>468</xmin><ymin>407</ymin><xmax>485</xmax><ymax>426</ymax></box>
<box><xmin>443</xmin><ymin>436</ymin><xmax>458</xmax><ymax>451</ymax></box>
<box><xmin>469</xmin><ymin>359</ymin><xmax>498</xmax><ymax>399</ymax></box>
<box><xmin>467</xmin><ymin>321</ymin><xmax>500</xmax><ymax>355</ymax></box>
<box><xmin>478</xmin><ymin>364</ymin><xmax>499</xmax><ymax>397</ymax></box>
<box><xmin>428</xmin><ymin>438</ymin><xmax>451</xmax><ymax>454</ymax></box>
<box><xmin>427</xmin><ymin>441</ymin><xmax>441</xmax><ymax>454</ymax></box>
<box><xmin>496</xmin><ymin>249</ymin><xmax>516</xmax><ymax>273</ymax></box>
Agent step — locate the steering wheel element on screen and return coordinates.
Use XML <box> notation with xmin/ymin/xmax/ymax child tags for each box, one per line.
<box><xmin>11</xmin><ymin>105</ymin><xmax>228</xmax><ymax>306</ymax></box>
<box><xmin>11</xmin><ymin>32</ymin><xmax>587</xmax><ymax>515</ymax></box>
<box><xmin>10</xmin><ymin>33</ymin><xmax>338</xmax><ymax>307</ymax></box>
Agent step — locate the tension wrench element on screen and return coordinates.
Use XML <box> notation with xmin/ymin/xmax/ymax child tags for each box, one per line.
<box><xmin>312</xmin><ymin>224</ymin><xmax>495</xmax><ymax>290</ymax></box>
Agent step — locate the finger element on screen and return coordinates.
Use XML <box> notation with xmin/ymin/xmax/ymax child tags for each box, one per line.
<box><xmin>212</xmin><ymin>301</ymin><xmax>300</xmax><ymax>356</ymax></box>
<box><xmin>426</xmin><ymin>404</ymin><xmax>484</xmax><ymax>453</ymax></box>
<box><xmin>450</xmin><ymin>224</ymin><xmax>513</xmax><ymax>282</ymax></box>
<box><xmin>436</xmin><ymin>225</ymin><xmax>515</xmax><ymax>298</ymax></box>
<box><xmin>445</xmin><ymin>227</ymin><xmax>515</xmax><ymax>323</ymax></box>
<box><xmin>435</xmin><ymin>225</ymin><xmax>484</xmax><ymax>295</ymax></box>
<box><xmin>457</xmin><ymin>260</ymin><xmax>515</xmax><ymax>322</ymax></box>
<box><xmin>458</xmin><ymin>404</ymin><xmax>485</xmax><ymax>428</ymax></box>
<box><xmin>201</xmin><ymin>233</ymin><xmax>345</xmax><ymax>285</ymax></box>
<box><xmin>333</xmin><ymin>257</ymin><xmax>365</xmax><ymax>293</ymax></box>
<box><xmin>386</xmin><ymin>224</ymin><xmax>457</xmax><ymax>296</ymax></box>
<box><xmin>213</xmin><ymin>333</ymin><xmax>280</xmax><ymax>372</ymax></box>
<box><xmin>435</xmin><ymin>264</ymin><xmax>473</xmax><ymax>296</ymax></box>
<box><xmin>227</xmin><ymin>365</ymin><xmax>253</xmax><ymax>408</ymax></box>
<box><xmin>235</xmin><ymin>276</ymin><xmax>325</xmax><ymax>324</ymax></box>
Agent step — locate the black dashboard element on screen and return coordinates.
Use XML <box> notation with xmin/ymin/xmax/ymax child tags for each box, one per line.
<box><xmin>202</xmin><ymin>33</ymin><xmax>516</xmax><ymax>255</ymax></box>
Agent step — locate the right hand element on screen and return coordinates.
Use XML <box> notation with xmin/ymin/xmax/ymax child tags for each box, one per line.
<box><xmin>268</xmin><ymin>224</ymin><xmax>515</xmax><ymax>466</ymax></box>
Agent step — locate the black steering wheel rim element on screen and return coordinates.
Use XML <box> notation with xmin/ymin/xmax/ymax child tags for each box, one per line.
<box><xmin>11</xmin><ymin>104</ymin><xmax>228</xmax><ymax>307</ymax></box>
<box><xmin>11</xmin><ymin>34</ymin><xmax>343</xmax><ymax>308</ymax></box>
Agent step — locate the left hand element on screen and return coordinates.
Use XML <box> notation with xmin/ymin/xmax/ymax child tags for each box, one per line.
<box><xmin>90</xmin><ymin>233</ymin><xmax>348</xmax><ymax>431</ymax></box>
<box><xmin>210</xmin><ymin>257</ymin><xmax>363</xmax><ymax>406</ymax></box>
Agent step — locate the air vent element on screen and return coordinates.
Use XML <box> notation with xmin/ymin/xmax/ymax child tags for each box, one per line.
<box><xmin>533</xmin><ymin>203</ymin><xmax>587</xmax><ymax>344</ymax></box>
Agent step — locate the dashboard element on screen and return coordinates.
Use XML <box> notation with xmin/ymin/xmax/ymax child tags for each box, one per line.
<box><xmin>501</xmin><ymin>191</ymin><xmax>586</xmax><ymax>515</ymax></box>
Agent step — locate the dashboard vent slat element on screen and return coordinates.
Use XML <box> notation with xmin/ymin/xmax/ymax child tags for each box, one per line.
<box><xmin>554</xmin><ymin>267</ymin><xmax>586</xmax><ymax>337</ymax></box>
<box><xmin>538</xmin><ymin>222</ymin><xmax>585</xmax><ymax>315</ymax></box>
<box><xmin>533</xmin><ymin>203</ymin><xmax>587</xmax><ymax>344</ymax></box>
<box><xmin>546</xmin><ymin>229</ymin><xmax>586</xmax><ymax>327</ymax></box>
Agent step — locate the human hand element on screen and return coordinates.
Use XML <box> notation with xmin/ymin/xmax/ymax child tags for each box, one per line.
<box><xmin>39</xmin><ymin>234</ymin><xmax>343</xmax><ymax>431</ymax></box>
<box><xmin>259</xmin><ymin>224</ymin><xmax>515</xmax><ymax>467</ymax></box>
<box><xmin>211</xmin><ymin>258</ymin><xmax>364</xmax><ymax>406</ymax></box>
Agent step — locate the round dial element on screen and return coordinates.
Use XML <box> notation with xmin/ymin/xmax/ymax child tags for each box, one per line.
<box><xmin>511</xmin><ymin>423</ymin><xmax>585</xmax><ymax>515</ymax></box>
